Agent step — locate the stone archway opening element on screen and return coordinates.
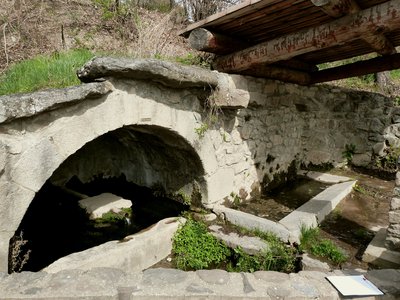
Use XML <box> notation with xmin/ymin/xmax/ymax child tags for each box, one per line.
<box><xmin>8</xmin><ymin>125</ymin><xmax>206</xmax><ymax>273</ymax></box>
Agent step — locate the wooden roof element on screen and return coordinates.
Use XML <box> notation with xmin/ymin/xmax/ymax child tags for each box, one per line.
<box><xmin>180</xmin><ymin>0</ymin><xmax>400</xmax><ymax>85</ymax></box>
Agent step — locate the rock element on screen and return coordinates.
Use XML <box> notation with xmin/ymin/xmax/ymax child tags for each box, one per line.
<box><xmin>78</xmin><ymin>193</ymin><xmax>132</xmax><ymax>219</ymax></box>
<box><xmin>142</xmin><ymin>268</ymin><xmax>188</xmax><ymax>286</ymax></box>
<box><xmin>196</xmin><ymin>270</ymin><xmax>230</xmax><ymax>285</ymax></box>
<box><xmin>301</xmin><ymin>254</ymin><xmax>330</xmax><ymax>272</ymax></box>
<box><xmin>0</xmin><ymin>82</ymin><xmax>113</xmax><ymax>124</ymax></box>
<box><xmin>208</xmin><ymin>224</ymin><xmax>269</xmax><ymax>255</ymax></box>
<box><xmin>77</xmin><ymin>57</ymin><xmax>219</xmax><ymax>89</ymax></box>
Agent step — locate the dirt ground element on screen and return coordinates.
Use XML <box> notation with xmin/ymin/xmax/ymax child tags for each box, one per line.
<box><xmin>320</xmin><ymin>168</ymin><xmax>393</xmax><ymax>270</ymax></box>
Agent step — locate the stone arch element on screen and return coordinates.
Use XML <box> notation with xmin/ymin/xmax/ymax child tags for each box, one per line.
<box><xmin>1</xmin><ymin>88</ymin><xmax>220</xmax><ymax>271</ymax></box>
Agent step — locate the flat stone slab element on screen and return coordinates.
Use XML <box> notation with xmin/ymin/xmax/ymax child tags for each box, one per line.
<box><xmin>209</xmin><ymin>225</ymin><xmax>269</xmax><ymax>255</ymax></box>
<box><xmin>363</xmin><ymin>227</ymin><xmax>400</xmax><ymax>268</ymax></box>
<box><xmin>43</xmin><ymin>217</ymin><xmax>183</xmax><ymax>273</ymax></box>
<box><xmin>78</xmin><ymin>192</ymin><xmax>132</xmax><ymax>219</ymax></box>
<box><xmin>0</xmin><ymin>82</ymin><xmax>113</xmax><ymax>124</ymax></box>
<box><xmin>77</xmin><ymin>57</ymin><xmax>219</xmax><ymax>88</ymax></box>
<box><xmin>279</xmin><ymin>180</ymin><xmax>356</xmax><ymax>243</ymax></box>
<box><xmin>212</xmin><ymin>205</ymin><xmax>291</xmax><ymax>242</ymax></box>
<box><xmin>298</xmin><ymin>170</ymin><xmax>352</xmax><ymax>183</ymax></box>
<box><xmin>1</xmin><ymin>268</ymin><xmax>399</xmax><ymax>299</ymax></box>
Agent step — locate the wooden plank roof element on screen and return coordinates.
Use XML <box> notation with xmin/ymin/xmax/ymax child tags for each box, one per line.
<box><xmin>179</xmin><ymin>0</ymin><xmax>400</xmax><ymax>85</ymax></box>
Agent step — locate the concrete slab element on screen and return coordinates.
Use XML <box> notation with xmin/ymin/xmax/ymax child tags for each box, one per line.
<box><xmin>78</xmin><ymin>193</ymin><xmax>132</xmax><ymax>219</ymax></box>
<box><xmin>362</xmin><ymin>228</ymin><xmax>400</xmax><ymax>268</ymax></box>
<box><xmin>43</xmin><ymin>217</ymin><xmax>184</xmax><ymax>273</ymax></box>
<box><xmin>279</xmin><ymin>181</ymin><xmax>356</xmax><ymax>243</ymax></box>
<box><xmin>298</xmin><ymin>170</ymin><xmax>352</xmax><ymax>184</ymax></box>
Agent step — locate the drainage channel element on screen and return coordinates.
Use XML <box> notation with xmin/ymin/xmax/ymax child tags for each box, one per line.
<box><xmin>213</xmin><ymin>171</ymin><xmax>356</xmax><ymax>244</ymax></box>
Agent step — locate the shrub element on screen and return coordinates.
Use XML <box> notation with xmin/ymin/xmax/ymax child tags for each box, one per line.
<box><xmin>172</xmin><ymin>219</ymin><xmax>230</xmax><ymax>270</ymax></box>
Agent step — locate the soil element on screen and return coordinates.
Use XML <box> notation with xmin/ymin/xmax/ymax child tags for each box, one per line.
<box><xmin>320</xmin><ymin>168</ymin><xmax>393</xmax><ymax>270</ymax></box>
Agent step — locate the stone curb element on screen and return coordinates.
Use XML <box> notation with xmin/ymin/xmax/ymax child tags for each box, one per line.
<box><xmin>0</xmin><ymin>268</ymin><xmax>398</xmax><ymax>299</ymax></box>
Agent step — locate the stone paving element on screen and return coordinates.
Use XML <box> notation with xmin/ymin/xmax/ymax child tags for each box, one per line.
<box><xmin>0</xmin><ymin>267</ymin><xmax>399</xmax><ymax>299</ymax></box>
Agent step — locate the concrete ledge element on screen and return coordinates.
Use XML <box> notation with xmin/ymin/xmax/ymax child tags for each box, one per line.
<box><xmin>1</xmin><ymin>268</ymin><xmax>399</xmax><ymax>299</ymax></box>
<box><xmin>43</xmin><ymin>217</ymin><xmax>184</xmax><ymax>273</ymax></box>
<box><xmin>363</xmin><ymin>228</ymin><xmax>400</xmax><ymax>268</ymax></box>
<box><xmin>212</xmin><ymin>205</ymin><xmax>291</xmax><ymax>242</ymax></box>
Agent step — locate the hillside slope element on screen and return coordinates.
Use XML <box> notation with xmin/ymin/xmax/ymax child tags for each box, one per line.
<box><xmin>0</xmin><ymin>0</ymin><xmax>193</xmax><ymax>73</ymax></box>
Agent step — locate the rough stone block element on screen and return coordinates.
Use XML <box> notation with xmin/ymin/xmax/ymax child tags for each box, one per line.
<box><xmin>209</xmin><ymin>225</ymin><xmax>269</xmax><ymax>255</ymax></box>
<box><xmin>390</xmin><ymin>197</ymin><xmax>400</xmax><ymax>210</ymax></box>
<box><xmin>205</xmin><ymin>168</ymin><xmax>234</xmax><ymax>204</ymax></box>
<box><xmin>389</xmin><ymin>211</ymin><xmax>400</xmax><ymax>224</ymax></box>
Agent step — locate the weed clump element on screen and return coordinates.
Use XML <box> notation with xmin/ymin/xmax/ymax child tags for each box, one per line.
<box><xmin>300</xmin><ymin>226</ymin><xmax>347</xmax><ymax>266</ymax></box>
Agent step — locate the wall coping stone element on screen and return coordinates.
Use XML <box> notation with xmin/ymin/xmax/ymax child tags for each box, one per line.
<box><xmin>0</xmin><ymin>81</ymin><xmax>113</xmax><ymax>124</ymax></box>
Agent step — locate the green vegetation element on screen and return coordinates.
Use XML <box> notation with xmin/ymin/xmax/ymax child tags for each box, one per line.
<box><xmin>374</xmin><ymin>145</ymin><xmax>400</xmax><ymax>171</ymax></box>
<box><xmin>227</xmin><ymin>228</ymin><xmax>297</xmax><ymax>273</ymax></box>
<box><xmin>300</xmin><ymin>226</ymin><xmax>347</xmax><ymax>265</ymax></box>
<box><xmin>342</xmin><ymin>143</ymin><xmax>356</xmax><ymax>164</ymax></box>
<box><xmin>172</xmin><ymin>218</ymin><xmax>298</xmax><ymax>273</ymax></box>
<box><xmin>0</xmin><ymin>49</ymin><xmax>94</xmax><ymax>96</ymax></box>
<box><xmin>172</xmin><ymin>218</ymin><xmax>230</xmax><ymax>270</ymax></box>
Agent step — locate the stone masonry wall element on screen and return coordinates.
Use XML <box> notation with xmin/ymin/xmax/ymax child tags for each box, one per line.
<box><xmin>210</xmin><ymin>75</ymin><xmax>397</xmax><ymax>199</ymax></box>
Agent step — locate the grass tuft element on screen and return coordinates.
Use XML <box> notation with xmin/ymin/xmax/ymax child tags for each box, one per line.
<box><xmin>0</xmin><ymin>49</ymin><xmax>94</xmax><ymax>96</ymax></box>
<box><xmin>300</xmin><ymin>226</ymin><xmax>347</xmax><ymax>265</ymax></box>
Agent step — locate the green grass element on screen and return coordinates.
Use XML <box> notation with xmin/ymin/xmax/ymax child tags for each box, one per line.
<box><xmin>172</xmin><ymin>218</ymin><xmax>230</xmax><ymax>270</ymax></box>
<box><xmin>300</xmin><ymin>226</ymin><xmax>347</xmax><ymax>265</ymax></box>
<box><xmin>0</xmin><ymin>49</ymin><xmax>94</xmax><ymax>96</ymax></box>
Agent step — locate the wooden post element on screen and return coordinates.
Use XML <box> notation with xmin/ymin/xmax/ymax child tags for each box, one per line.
<box><xmin>188</xmin><ymin>28</ymin><xmax>249</xmax><ymax>55</ymax></box>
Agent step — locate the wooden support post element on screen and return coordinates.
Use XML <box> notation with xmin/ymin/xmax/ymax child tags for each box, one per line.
<box><xmin>188</xmin><ymin>28</ymin><xmax>249</xmax><ymax>55</ymax></box>
<box><xmin>311</xmin><ymin>0</ymin><xmax>396</xmax><ymax>55</ymax></box>
<box><xmin>310</xmin><ymin>53</ymin><xmax>400</xmax><ymax>84</ymax></box>
<box><xmin>213</xmin><ymin>0</ymin><xmax>400</xmax><ymax>73</ymax></box>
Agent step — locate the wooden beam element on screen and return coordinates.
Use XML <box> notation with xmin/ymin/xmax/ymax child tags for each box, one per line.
<box><xmin>188</xmin><ymin>28</ymin><xmax>249</xmax><ymax>55</ymax></box>
<box><xmin>272</xmin><ymin>59</ymin><xmax>318</xmax><ymax>72</ymax></box>
<box><xmin>310</xmin><ymin>53</ymin><xmax>400</xmax><ymax>84</ymax></box>
<box><xmin>311</xmin><ymin>0</ymin><xmax>396</xmax><ymax>55</ymax></box>
<box><xmin>311</xmin><ymin>0</ymin><xmax>360</xmax><ymax>17</ymax></box>
<box><xmin>241</xmin><ymin>65</ymin><xmax>311</xmax><ymax>85</ymax></box>
<box><xmin>213</xmin><ymin>0</ymin><xmax>400</xmax><ymax>73</ymax></box>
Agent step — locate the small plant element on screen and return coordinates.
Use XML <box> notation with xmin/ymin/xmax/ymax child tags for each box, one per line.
<box><xmin>353</xmin><ymin>183</ymin><xmax>368</xmax><ymax>195</ymax></box>
<box><xmin>229</xmin><ymin>192</ymin><xmax>242</xmax><ymax>208</ymax></box>
<box><xmin>342</xmin><ymin>144</ymin><xmax>356</xmax><ymax>164</ymax></box>
<box><xmin>175</xmin><ymin>190</ymin><xmax>192</xmax><ymax>206</ymax></box>
<box><xmin>300</xmin><ymin>226</ymin><xmax>347</xmax><ymax>266</ymax></box>
<box><xmin>9</xmin><ymin>231</ymin><xmax>31</xmax><ymax>273</ymax></box>
<box><xmin>195</xmin><ymin>122</ymin><xmax>209</xmax><ymax>138</ymax></box>
<box><xmin>172</xmin><ymin>219</ymin><xmax>230</xmax><ymax>270</ymax></box>
<box><xmin>228</xmin><ymin>226</ymin><xmax>297</xmax><ymax>273</ymax></box>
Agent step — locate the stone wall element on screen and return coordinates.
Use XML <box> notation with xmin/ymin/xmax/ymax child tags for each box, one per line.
<box><xmin>1</xmin><ymin>58</ymin><xmax>399</xmax><ymax>272</ymax></box>
<box><xmin>210</xmin><ymin>76</ymin><xmax>396</xmax><ymax>198</ymax></box>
